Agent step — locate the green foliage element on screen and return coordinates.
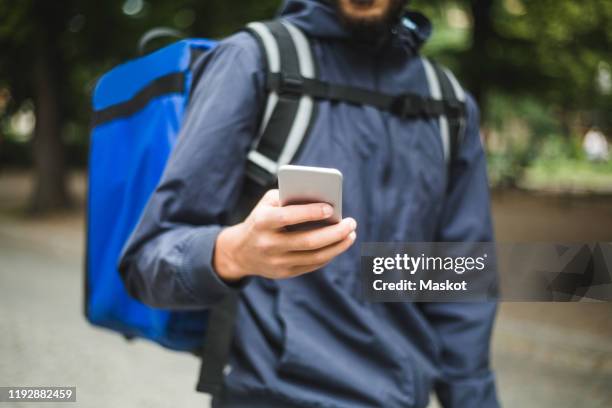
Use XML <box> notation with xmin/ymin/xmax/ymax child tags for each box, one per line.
<box><xmin>0</xmin><ymin>0</ymin><xmax>281</xmax><ymax>166</ymax></box>
<box><xmin>526</xmin><ymin>160</ymin><xmax>612</xmax><ymax>192</ymax></box>
<box><xmin>485</xmin><ymin>92</ymin><xmax>564</xmax><ymax>186</ymax></box>
<box><xmin>414</xmin><ymin>0</ymin><xmax>612</xmax><ymax>124</ymax></box>
<box><xmin>412</xmin><ymin>0</ymin><xmax>612</xmax><ymax>189</ymax></box>
<box><xmin>0</xmin><ymin>0</ymin><xmax>610</xmax><ymax>193</ymax></box>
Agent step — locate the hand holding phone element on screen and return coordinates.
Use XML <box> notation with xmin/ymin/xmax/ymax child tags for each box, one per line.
<box><xmin>213</xmin><ymin>166</ymin><xmax>355</xmax><ymax>282</ymax></box>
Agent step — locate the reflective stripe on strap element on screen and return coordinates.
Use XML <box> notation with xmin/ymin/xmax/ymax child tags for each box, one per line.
<box><xmin>246</xmin><ymin>150</ymin><xmax>277</xmax><ymax>175</ymax></box>
<box><xmin>442</xmin><ymin>66</ymin><xmax>467</xmax><ymax>143</ymax></box>
<box><xmin>442</xmin><ymin>67</ymin><xmax>466</xmax><ymax>102</ymax></box>
<box><xmin>274</xmin><ymin>20</ymin><xmax>315</xmax><ymax>170</ymax></box>
<box><xmin>422</xmin><ymin>57</ymin><xmax>450</xmax><ymax>164</ymax></box>
<box><xmin>246</xmin><ymin>22</ymin><xmax>280</xmax><ymax>139</ymax></box>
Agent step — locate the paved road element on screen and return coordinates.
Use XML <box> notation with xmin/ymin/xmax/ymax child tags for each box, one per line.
<box><xmin>0</xmin><ymin>213</ymin><xmax>209</xmax><ymax>408</ymax></box>
<box><xmin>1</xmin><ymin>172</ymin><xmax>611</xmax><ymax>407</ymax></box>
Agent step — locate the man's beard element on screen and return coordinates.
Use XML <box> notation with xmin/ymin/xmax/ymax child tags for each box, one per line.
<box><xmin>334</xmin><ymin>0</ymin><xmax>408</xmax><ymax>45</ymax></box>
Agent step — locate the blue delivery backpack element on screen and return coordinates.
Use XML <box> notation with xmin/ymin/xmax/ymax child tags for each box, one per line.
<box><xmin>85</xmin><ymin>18</ymin><xmax>466</xmax><ymax>395</ymax></box>
<box><xmin>86</xmin><ymin>38</ymin><xmax>218</xmax><ymax>352</ymax></box>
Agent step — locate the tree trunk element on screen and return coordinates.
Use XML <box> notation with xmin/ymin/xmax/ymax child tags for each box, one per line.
<box><xmin>468</xmin><ymin>0</ymin><xmax>495</xmax><ymax>112</ymax></box>
<box><xmin>29</xmin><ymin>50</ymin><xmax>70</xmax><ymax>213</ymax></box>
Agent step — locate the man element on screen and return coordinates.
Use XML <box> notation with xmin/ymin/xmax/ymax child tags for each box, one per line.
<box><xmin>119</xmin><ymin>0</ymin><xmax>499</xmax><ymax>407</ymax></box>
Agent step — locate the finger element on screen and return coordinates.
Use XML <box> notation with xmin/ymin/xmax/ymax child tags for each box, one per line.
<box><xmin>275</xmin><ymin>232</ymin><xmax>356</xmax><ymax>279</ymax></box>
<box><xmin>286</xmin><ymin>231</ymin><xmax>357</xmax><ymax>267</ymax></box>
<box><xmin>285</xmin><ymin>217</ymin><xmax>357</xmax><ymax>251</ymax></box>
<box><xmin>250</xmin><ymin>190</ymin><xmax>282</xmax><ymax>230</ymax></box>
<box><xmin>259</xmin><ymin>189</ymin><xmax>280</xmax><ymax>206</ymax></box>
<box><xmin>265</xmin><ymin>202</ymin><xmax>335</xmax><ymax>229</ymax></box>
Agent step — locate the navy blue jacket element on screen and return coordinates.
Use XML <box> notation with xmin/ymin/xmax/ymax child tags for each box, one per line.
<box><xmin>120</xmin><ymin>1</ymin><xmax>499</xmax><ymax>407</ymax></box>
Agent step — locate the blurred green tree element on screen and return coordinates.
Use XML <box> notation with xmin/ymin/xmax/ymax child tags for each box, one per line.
<box><xmin>1</xmin><ymin>0</ymin><xmax>611</xmax><ymax>211</ymax></box>
<box><xmin>415</xmin><ymin>0</ymin><xmax>612</xmax><ymax>186</ymax></box>
<box><xmin>0</xmin><ymin>0</ymin><xmax>145</xmax><ymax>212</ymax></box>
<box><xmin>0</xmin><ymin>0</ymin><xmax>279</xmax><ymax>213</ymax></box>
<box><xmin>415</xmin><ymin>0</ymin><xmax>612</xmax><ymax>127</ymax></box>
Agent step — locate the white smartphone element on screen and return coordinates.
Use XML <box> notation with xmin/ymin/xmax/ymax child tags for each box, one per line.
<box><xmin>278</xmin><ymin>164</ymin><xmax>343</xmax><ymax>230</ymax></box>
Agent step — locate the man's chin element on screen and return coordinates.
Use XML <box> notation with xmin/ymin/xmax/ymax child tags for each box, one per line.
<box><xmin>340</xmin><ymin>0</ymin><xmax>388</xmax><ymax>20</ymax></box>
<box><xmin>335</xmin><ymin>0</ymin><xmax>406</xmax><ymax>42</ymax></box>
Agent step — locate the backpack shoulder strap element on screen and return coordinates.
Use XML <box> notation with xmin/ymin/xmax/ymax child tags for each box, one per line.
<box><xmin>244</xmin><ymin>20</ymin><xmax>317</xmax><ymax>187</ymax></box>
<box><xmin>195</xmin><ymin>19</ymin><xmax>316</xmax><ymax>400</ymax></box>
<box><xmin>420</xmin><ymin>57</ymin><xmax>467</xmax><ymax>166</ymax></box>
<box><xmin>196</xmin><ymin>292</ymin><xmax>238</xmax><ymax>396</ymax></box>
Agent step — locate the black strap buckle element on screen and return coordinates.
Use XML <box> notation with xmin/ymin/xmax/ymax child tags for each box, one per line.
<box><xmin>268</xmin><ymin>72</ymin><xmax>305</xmax><ymax>97</ymax></box>
<box><xmin>391</xmin><ymin>94</ymin><xmax>423</xmax><ymax>118</ymax></box>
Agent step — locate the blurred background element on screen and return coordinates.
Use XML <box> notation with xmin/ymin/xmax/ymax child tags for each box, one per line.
<box><xmin>0</xmin><ymin>0</ymin><xmax>611</xmax><ymax>407</ymax></box>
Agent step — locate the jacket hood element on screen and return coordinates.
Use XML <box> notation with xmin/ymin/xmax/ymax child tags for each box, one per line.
<box><xmin>278</xmin><ymin>0</ymin><xmax>432</xmax><ymax>53</ymax></box>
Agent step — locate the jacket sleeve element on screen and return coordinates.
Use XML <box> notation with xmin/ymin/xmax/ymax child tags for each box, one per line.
<box><xmin>419</xmin><ymin>94</ymin><xmax>500</xmax><ymax>408</ymax></box>
<box><xmin>118</xmin><ymin>36</ymin><xmax>265</xmax><ymax>310</ymax></box>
